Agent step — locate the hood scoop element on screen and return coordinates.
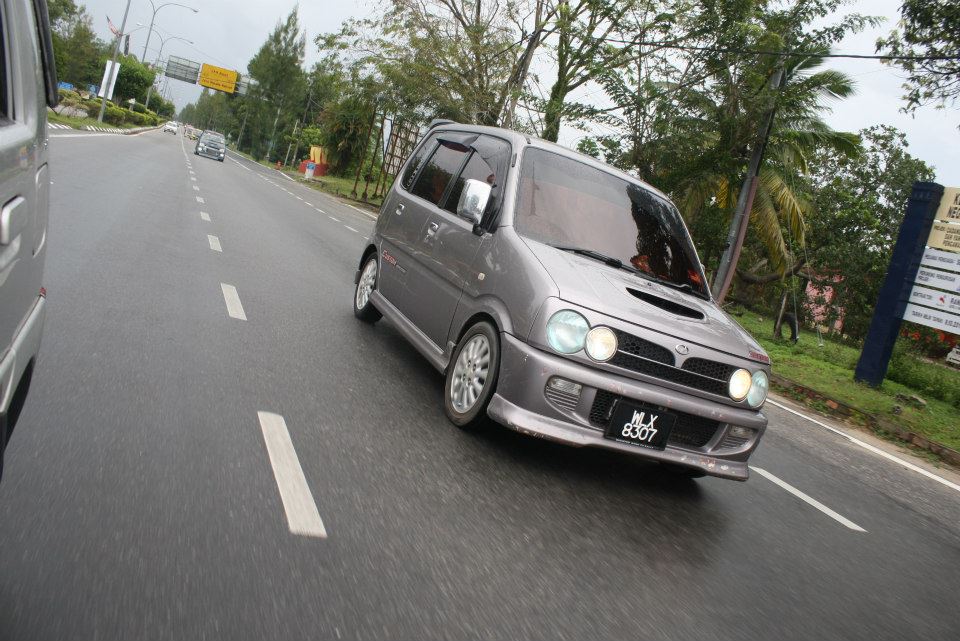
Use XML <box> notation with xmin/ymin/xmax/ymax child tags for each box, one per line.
<box><xmin>626</xmin><ymin>287</ymin><xmax>704</xmax><ymax>320</ymax></box>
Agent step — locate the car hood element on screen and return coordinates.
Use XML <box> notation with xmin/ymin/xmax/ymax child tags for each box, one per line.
<box><xmin>524</xmin><ymin>239</ymin><xmax>767</xmax><ymax>363</ymax></box>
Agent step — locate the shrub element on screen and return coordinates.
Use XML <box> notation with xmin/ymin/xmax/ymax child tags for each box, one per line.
<box><xmin>102</xmin><ymin>105</ymin><xmax>127</xmax><ymax>125</ymax></box>
<box><xmin>888</xmin><ymin>337</ymin><xmax>960</xmax><ymax>408</ymax></box>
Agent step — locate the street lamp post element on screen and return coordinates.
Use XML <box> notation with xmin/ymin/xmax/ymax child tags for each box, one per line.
<box><xmin>97</xmin><ymin>0</ymin><xmax>132</xmax><ymax>123</ymax></box>
<box><xmin>144</xmin><ymin>33</ymin><xmax>193</xmax><ymax>110</ymax></box>
<box><xmin>141</xmin><ymin>1</ymin><xmax>198</xmax><ymax>63</ymax></box>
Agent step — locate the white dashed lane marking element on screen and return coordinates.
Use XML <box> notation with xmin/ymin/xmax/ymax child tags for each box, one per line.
<box><xmin>344</xmin><ymin>226</ymin><xmax>359</xmax><ymax>234</ymax></box>
<box><xmin>193</xmin><ymin>185</ymin><xmax>200</xmax><ymax>191</ymax></box>
<box><xmin>208</xmin><ymin>234</ymin><xmax>222</xmax><ymax>252</ymax></box>
<box><xmin>257</xmin><ymin>412</ymin><xmax>327</xmax><ymax>538</ymax></box>
<box><xmin>750</xmin><ymin>466</ymin><xmax>866</xmax><ymax>533</ymax></box>
<box><xmin>329</xmin><ymin>216</ymin><xmax>340</xmax><ymax>222</ymax></box>
<box><xmin>191</xmin><ymin>177</ymin><xmax>197</xmax><ymax>181</ymax></box>
<box><xmin>200</xmin><ymin>211</ymin><xmax>210</xmax><ymax>222</ymax></box>
<box><xmin>196</xmin><ymin>196</ymin><xmax>205</xmax><ymax>203</ymax></box>
<box><xmin>220</xmin><ymin>283</ymin><xmax>247</xmax><ymax>321</ymax></box>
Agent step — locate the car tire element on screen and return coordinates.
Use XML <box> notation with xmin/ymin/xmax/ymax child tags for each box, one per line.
<box><xmin>353</xmin><ymin>255</ymin><xmax>382</xmax><ymax>323</ymax></box>
<box><xmin>659</xmin><ymin>462</ymin><xmax>706</xmax><ymax>479</ymax></box>
<box><xmin>443</xmin><ymin>321</ymin><xmax>500</xmax><ymax>429</ymax></box>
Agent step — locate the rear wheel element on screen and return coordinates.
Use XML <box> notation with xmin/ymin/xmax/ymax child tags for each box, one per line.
<box><xmin>443</xmin><ymin>321</ymin><xmax>500</xmax><ymax>429</ymax></box>
<box><xmin>353</xmin><ymin>256</ymin><xmax>382</xmax><ymax>323</ymax></box>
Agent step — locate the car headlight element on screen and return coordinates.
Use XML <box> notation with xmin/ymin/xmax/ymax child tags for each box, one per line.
<box><xmin>747</xmin><ymin>370</ymin><xmax>769</xmax><ymax>408</ymax></box>
<box><xmin>585</xmin><ymin>326</ymin><xmax>617</xmax><ymax>361</ymax></box>
<box><xmin>728</xmin><ymin>368</ymin><xmax>752</xmax><ymax>402</ymax></box>
<box><xmin>546</xmin><ymin>310</ymin><xmax>589</xmax><ymax>354</ymax></box>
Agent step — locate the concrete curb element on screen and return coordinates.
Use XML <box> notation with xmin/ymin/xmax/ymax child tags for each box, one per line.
<box><xmin>770</xmin><ymin>373</ymin><xmax>960</xmax><ymax>467</ymax></box>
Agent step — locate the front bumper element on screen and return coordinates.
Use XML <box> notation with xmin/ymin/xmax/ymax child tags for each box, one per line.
<box><xmin>0</xmin><ymin>295</ymin><xmax>45</xmax><ymax>416</ymax></box>
<box><xmin>196</xmin><ymin>148</ymin><xmax>224</xmax><ymax>160</ymax></box>
<box><xmin>487</xmin><ymin>334</ymin><xmax>767</xmax><ymax>480</ymax></box>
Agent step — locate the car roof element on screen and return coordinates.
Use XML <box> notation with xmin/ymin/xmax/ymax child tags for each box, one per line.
<box><xmin>431</xmin><ymin>122</ymin><xmax>671</xmax><ymax>203</ymax></box>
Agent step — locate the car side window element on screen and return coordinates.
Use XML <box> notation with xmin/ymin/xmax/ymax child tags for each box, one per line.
<box><xmin>409</xmin><ymin>138</ymin><xmax>469</xmax><ymax>206</ymax></box>
<box><xmin>0</xmin><ymin>0</ymin><xmax>10</xmax><ymax>124</ymax></box>
<box><xmin>442</xmin><ymin>151</ymin><xmax>496</xmax><ymax>215</ymax></box>
<box><xmin>400</xmin><ymin>135</ymin><xmax>436</xmax><ymax>191</ymax></box>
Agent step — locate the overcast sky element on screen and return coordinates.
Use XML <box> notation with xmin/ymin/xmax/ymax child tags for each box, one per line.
<box><xmin>81</xmin><ymin>0</ymin><xmax>957</xmax><ymax>182</ymax></box>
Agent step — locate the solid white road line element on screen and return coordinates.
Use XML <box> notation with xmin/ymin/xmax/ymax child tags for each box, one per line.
<box><xmin>200</xmin><ymin>211</ymin><xmax>210</xmax><ymax>222</ymax></box>
<box><xmin>751</xmin><ymin>466</ymin><xmax>867</xmax><ymax>532</ymax></box>
<box><xmin>344</xmin><ymin>226</ymin><xmax>359</xmax><ymax>233</ymax></box>
<box><xmin>220</xmin><ymin>283</ymin><xmax>247</xmax><ymax>321</ymax></box>
<box><xmin>348</xmin><ymin>204</ymin><xmax>378</xmax><ymax>221</ymax></box>
<box><xmin>768</xmin><ymin>399</ymin><xmax>960</xmax><ymax>494</ymax></box>
<box><xmin>208</xmin><ymin>234</ymin><xmax>222</xmax><ymax>252</ymax></box>
<box><xmin>196</xmin><ymin>196</ymin><xmax>205</xmax><ymax>203</ymax></box>
<box><xmin>257</xmin><ymin>412</ymin><xmax>327</xmax><ymax>538</ymax></box>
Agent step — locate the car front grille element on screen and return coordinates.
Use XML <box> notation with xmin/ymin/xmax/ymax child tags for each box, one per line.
<box><xmin>609</xmin><ymin>329</ymin><xmax>736</xmax><ymax>397</ymax></box>
<box><xmin>589</xmin><ymin>389</ymin><xmax>722</xmax><ymax>449</ymax></box>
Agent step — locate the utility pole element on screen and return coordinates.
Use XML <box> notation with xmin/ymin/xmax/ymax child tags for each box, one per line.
<box><xmin>266</xmin><ymin>104</ymin><xmax>282</xmax><ymax>160</ymax></box>
<box><xmin>711</xmin><ymin>63</ymin><xmax>787</xmax><ymax>303</ymax></box>
<box><xmin>98</xmin><ymin>0</ymin><xmax>132</xmax><ymax>123</ymax></box>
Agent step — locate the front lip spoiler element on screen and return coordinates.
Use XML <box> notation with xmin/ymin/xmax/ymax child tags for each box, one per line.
<box><xmin>487</xmin><ymin>393</ymin><xmax>750</xmax><ymax>481</ymax></box>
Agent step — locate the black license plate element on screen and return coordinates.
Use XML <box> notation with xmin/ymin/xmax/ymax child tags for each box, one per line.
<box><xmin>605</xmin><ymin>401</ymin><xmax>676</xmax><ymax>450</ymax></box>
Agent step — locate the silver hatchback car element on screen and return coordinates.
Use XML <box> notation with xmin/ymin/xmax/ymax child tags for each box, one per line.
<box><xmin>353</xmin><ymin>123</ymin><xmax>771</xmax><ymax>480</ymax></box>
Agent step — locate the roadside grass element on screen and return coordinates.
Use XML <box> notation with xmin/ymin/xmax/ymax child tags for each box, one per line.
<box><xmin>293</xmin><ymin>172</ymin><xmax>385</xmax><ymax>209</ymax></box>
<box><xmin>48</xmin><ymin>111</ymin><xmax>139</xmax><ymax>130</ymax></box>
<box><xmin>731</xmin><ymin>309</ymin><xmax>960</xmax><ymax>452</ymax></box>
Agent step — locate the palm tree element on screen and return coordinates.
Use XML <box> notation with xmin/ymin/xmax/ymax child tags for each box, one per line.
<box><xmin>672</xmin><ymin>53</ymin><xmax>861</xmax><ymax>276</ymax></box>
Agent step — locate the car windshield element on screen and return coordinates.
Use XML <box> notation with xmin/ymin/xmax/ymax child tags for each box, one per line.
<box><xmin>202</xmin><ymin>134</ymin><xmax>224</xmax><ymax>144</ymax></box>
<box><xmin>515</xmin><ymin>148</ymin><xmax>709</xmax><ymax>297</ymax></box>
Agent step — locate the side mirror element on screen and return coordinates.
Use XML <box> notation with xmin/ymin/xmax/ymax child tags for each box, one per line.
<box><xmin>456</xmin><ymin>179</ymin><xmax>492</xmax><ymax>226</ymax></box>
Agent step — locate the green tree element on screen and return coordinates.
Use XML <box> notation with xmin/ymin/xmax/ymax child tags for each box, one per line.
<box><xmin>245</xmin><ymin>8</ymin><xmax>307</xmax><ymax>160</ymax></box>
<box><xmin>876</xmin><ymin>0</ymin><xmax>960</xmax><ymax>114</ymax></box>
<box><xmin>54</xmin><ymin>3</ymin><xmax>105</xmax><ymax>88</ymax></box>
<box><xmin>579</xmin><ymin>0</ymin><xmax>871</xmax><ymax>280</ymax></box>
<box><xmin>112</xmin><ymin>54</ymin><xmax>155</xmax><ymax>103</ymax></box>
<box><xmin>804</xmin><ymin>126</ymin><xmax>935</xmax><ymax>339</ymax></box>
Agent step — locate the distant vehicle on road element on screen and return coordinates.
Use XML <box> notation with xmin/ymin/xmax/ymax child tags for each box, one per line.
<box><xmin>0</xmin><ymin>0</ymin><xmax>58</xmax><ymax>481</ymax></box>
<box><xmin>353</xmin><ymin>122</ymin><xmax>771</xmax><ymax>481</ymax></box>
<box><xmin>162</xmin><ymin>121</ymin><xmax>178</xmax><ymax>134</ymax></box>
<box><xmin>195</xmin><ymin>131</ymin><xmax>225</xmax><ymax>162</ymax></box>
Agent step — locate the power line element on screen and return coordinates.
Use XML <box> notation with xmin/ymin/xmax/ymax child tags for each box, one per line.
<box><xmin>604</xmin><ymin>39</ymin><xmax>960</xmax><ymax>62</ymax></box>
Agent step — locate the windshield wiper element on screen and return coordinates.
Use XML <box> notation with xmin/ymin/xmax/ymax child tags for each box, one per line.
<box><xmin>551</xmin><ymin>246</ymin><xmax>639</xmax><ymax>273</ymax></box>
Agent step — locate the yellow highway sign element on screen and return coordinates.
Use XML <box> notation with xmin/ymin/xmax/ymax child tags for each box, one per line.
<box><xmin>199</xmin><ymin>63</ymin><xmax>238</xmax><ymax>94</ymax></box>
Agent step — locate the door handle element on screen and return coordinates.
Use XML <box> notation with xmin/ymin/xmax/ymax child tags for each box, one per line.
<box><xmin>426</xmin><ymin>222</ymin><xmax>439</xmax><ymax>235</ymax></box>
<box><xmin>0</xmin><ymin>196</ymin><xmax>26</xmax><ymax>245</ymax></box>
<box><xmin>395</xmin><ymin>203</ymin><xmax>405</xmax><ymax>216</ymax></box>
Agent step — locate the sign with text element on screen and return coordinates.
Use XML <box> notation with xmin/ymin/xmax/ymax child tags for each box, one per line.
<box><xmin>915</xmin><ymin>266</ymin><xmax>960</xmax><ymax>293</ymax></box>
<box><xmin>199</xmin><ymin>63</ymin><xmax>238</xmax><ymax>93</ymax></box>
<box><xmin>927</xmin><ymin>221</ymin><xmax>960</xmax><ymax>252</ymax></box>
<box><xmin>902</xmin><ymin>303</ymin><xmax>960</xmax><ymax>334</ymax></box>
<box><xmin>935</xmin><ymin>187</ymin><xmax>960</xmax><ymax>222</ymax></box>
<box><xmin>165</xmin><ymin>56</ymin><xmax>200</xmax><ymax>84</ymax></box>
<box><xmin>920</xmin><ymin>246</ymin><xmax>960</xmax><ymax>273</ymax></box>
<box><xmin>907</xmin><ymin>284</ymin><xmax>960</xmax><ymax>315</ymax></box>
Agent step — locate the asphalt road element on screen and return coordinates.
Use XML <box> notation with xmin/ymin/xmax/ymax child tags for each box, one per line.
<box><xmin>1</xmin><ymin>127</ymin><xmax>958</xmax><ymax>641</ymax></box>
